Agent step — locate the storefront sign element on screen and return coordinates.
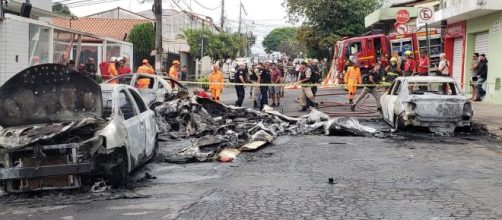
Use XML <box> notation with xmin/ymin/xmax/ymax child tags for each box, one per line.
<box><xmin>444</xmin><ymin>21</ymin><xmax>466</xmax><ymax>38</ymax></box>
<box><xmin>493</xmin><ymin>20</ymin><xmax>501</xmax><ymax>34</ymax></box>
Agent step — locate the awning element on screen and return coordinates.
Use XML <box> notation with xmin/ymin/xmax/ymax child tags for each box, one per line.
<box><xmin>365</xmin><ymin>7</ymin><xmax>418</xmax><ymax>28</ymax></box>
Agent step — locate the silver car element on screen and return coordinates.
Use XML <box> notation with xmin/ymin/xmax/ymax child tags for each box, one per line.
<box><xmin>105</xmin><ymin>73</ymin><xmax>188</xmax><ymax>108</ymax></box>
<box><xmin>0</xmin><ymin>64</ymin><xmax>158</xmax><ymax>192</ymax></box>
<box><xmin>380</xmin><ymin>76</ymin><xmax>472</xmax><ymax>134</ymax></box>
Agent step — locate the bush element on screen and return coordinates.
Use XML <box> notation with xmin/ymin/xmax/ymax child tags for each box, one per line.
<box><xmin>197</xmin><ymin>76</ymin><xmax>209</xmax><ymax>91</ymax></box>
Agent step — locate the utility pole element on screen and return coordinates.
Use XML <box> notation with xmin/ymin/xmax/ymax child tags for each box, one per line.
<box><xmin>220</xmin><ymin>0</ymin><xmax>224</xmax><ymax>30</ymax></box>
<box><xmin>237</xmin><ymin>2</ymin><xmax>247</xmax><ymax>57</ymax></box>
<box><xmin>154</xmin><ymin>0</ymin><xmax>163</xmax><ymax>73</ymax></box>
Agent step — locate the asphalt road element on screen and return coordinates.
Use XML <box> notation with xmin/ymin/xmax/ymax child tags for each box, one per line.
<box><xmin>0</xmin><ymin>88</ymin><xmax>501</xmax><ymax>220</ymax></box>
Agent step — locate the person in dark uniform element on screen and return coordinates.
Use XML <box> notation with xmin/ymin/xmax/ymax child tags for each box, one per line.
<box><xmin>234</xmin><ymin>63</ymin><xmax>247</xmax><ymax>107</ymax></box>
<box><xmin>259</xmin><ymin>62</ymin><xmax>272</xmax><ymax>110</ymax></box>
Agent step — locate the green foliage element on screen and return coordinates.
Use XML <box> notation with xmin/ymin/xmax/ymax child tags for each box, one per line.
<box><xmin>52</xmin><ymin>2</ymin><xmax>73</xmax><ymax>17</ymax></box>
<box><xmin>284</xmin><ymin>0</ymin><xmax>379</xmax><ymax>58</ymax></box>
<box><xmin>184</xmin><ymin>29</ymin><xmax>241</xmax><ymax>60</ymax></box>
<box><xmin>128</xmin><ymin>23</ymin><xmax>155</xmax><ymax>51</ymax></box>
<box><xmin>197</xmin><ymin>76</ymin><xmax>209</xmax><ymax>90</ymax></box>
<box><xmin>262</xmin><ymin>27</ymin><xmax>297</xmax><ymax>53</ymax></box>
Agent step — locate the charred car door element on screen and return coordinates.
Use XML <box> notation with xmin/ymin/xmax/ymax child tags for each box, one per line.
<box><xmin>387</xmin><ymin>80</ymin><xmax>402</xmax><ymax>125</ymax></box>
<box><xmin>127</xmin><ymin>88</ymin><xmax>157</xmax><ymax>161</ymax></box>
<box><xmin>116</xmin><ymin>89</ymin><xmax>146</xmax><ymax>169</ymax></box>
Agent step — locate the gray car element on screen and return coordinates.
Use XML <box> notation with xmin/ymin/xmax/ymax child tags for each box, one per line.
<box><xmin>0</xmin><ymin>64</ymin><xmax>158</xmax><ymax>192</ymax></box>
<box><xmin>380</xmin><ymin>76</ymin><xmax>472</xmax><ymax>134</ymax></box>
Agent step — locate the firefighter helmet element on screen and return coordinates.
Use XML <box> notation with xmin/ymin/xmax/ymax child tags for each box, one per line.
<box><xmin>405</xmin><ymin>50</ymin><xmax>413</xmax><ymax>56</ymax></box>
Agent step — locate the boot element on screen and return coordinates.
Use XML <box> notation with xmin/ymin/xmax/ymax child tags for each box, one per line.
<box><xmin>348</xmin><ymin>99</ymin><xmax>353</xmax><ymax>105</ymax></box>
<box><xmin>350</xmin><ymin>105</ymin><xmax>356</xmax><ymax>112</ymax></box>
<box><xmin>299</xmin><ymin>106</ymin><xmax>307</xmax><ymax>112</ymax></box>
<box><xmin>253</xmin><ymin>101</ymin><xmax>259</xmax><ymax>108</ymax></box>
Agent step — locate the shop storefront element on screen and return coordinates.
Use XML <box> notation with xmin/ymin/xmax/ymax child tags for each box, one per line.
<box><xmin>443</xmin><ymin>21</ymin><xmax>466</xmax><ymax>88</ymax></box>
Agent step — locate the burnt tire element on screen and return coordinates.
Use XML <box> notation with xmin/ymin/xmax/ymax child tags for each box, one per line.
<box><xmin>394</xmin><ymin>115</ymin><xmax>405</xmax><ymax>131</ymax></box>
<box><xmin>106</xmin><ymin>150</ymin><xmax>129</xmax><ymax>188</ymax></box>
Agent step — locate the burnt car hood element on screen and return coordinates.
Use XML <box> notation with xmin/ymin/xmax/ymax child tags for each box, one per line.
<box><xmin>0</xmin><ymin>64</ymin><xmax>103</xmax><ymax>128</ymax></box>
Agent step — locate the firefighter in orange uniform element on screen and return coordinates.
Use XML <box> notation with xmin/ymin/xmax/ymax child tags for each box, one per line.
<box><xmin>208</xmin><ymin>64</ymin><xmax>224</xmax><ymax>102</ymax></box>
<box><xmin>169</xmin><ymin>60</ymin><xmax>180</xmax><ymax>80</ymax></box>
<box><xmin>137</xmin><ymin>59</ymin><xmax>154</xmax><ymax>74</ymax></box>
<box><xmin>344</xmin><ymin>62</ymin><xmax>362</xmax><ymax>104</ymax></box>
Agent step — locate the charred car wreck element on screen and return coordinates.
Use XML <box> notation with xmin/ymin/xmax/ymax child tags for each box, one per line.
<box><xmin>0</xmin><ymin>64</ymin><xmax>158</xmax><ymax>192</ymax></box>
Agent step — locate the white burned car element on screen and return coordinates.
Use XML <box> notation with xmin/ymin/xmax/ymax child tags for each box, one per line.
<box><xmin>105</xmin><ymin>73</ymin><xmax>188</xmax><ymax>109</ymax></box>
<box><xmin>380</xmin><ymin>76</ymin><xmax>472</xmax><ymax>134</ymax></box>
<box><xmin>0</xmin><ymin>64</ymin><xmax>158</xmax><ymax>192</ymax></box>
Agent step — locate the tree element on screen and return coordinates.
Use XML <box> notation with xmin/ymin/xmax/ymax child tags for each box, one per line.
<box><xmin>52</xmin><ymin>2</ymin><xmax>73</xmax><ymax>17</ymax></box>
<box><xmin>262</xmin><ymin>27</ymin><xmax>297</xmax><ymax>53</ymax></box>
<box><xmin>128</xmin><ymin>23</ymin><xmax>155</xmax><ymax>69</ymax></box>
<box><xmin>262</xmin><ymin>27</ymin><xmax>304</xmax><ymax>57</ymax></box>
<box><xmin>284</xmin><ymin>0</ymin><xmax>379</xmax><ymax>57</ymax></box>
<box><xmin>184</xmin><ymin>29</ymin><xmax>240</xmax><ymax>60</ymax></box>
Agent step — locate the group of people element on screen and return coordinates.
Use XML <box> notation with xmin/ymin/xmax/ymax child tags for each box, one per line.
<box><xmin>470</xmin><ymin>53</ymin><xmax>489</xmax><ymax>101</ymax></box>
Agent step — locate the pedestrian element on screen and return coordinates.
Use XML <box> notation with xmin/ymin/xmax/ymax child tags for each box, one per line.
<box><xmin>99</xmin><ymin>60</ymin><xmax>110</xmax><ymax>80</ymax></box>
<box><xmin>117</xmin><ymin>58</ymin><xmax>132</xmax><ymax>75</ymax></box>
<box><xmin>278</xmin><ymin>64</ymin><xmax>285</xmax><ymax>98</ymax></box>
<box><xmin>417</xmin><ymin>50</ymin><xmax>429</xmax><ymax>76</ymax></box>
<box><xmin>403</xmin><ymin>50</ymin><xmax>416</xmax><ymax>76</ymax></box>
<box><xmin>107</xmin><ymin>57</ymin><xmax>118</xmax><ymax>78</ymax></box>
<box><xmin>169</xmin><ymin>60</ymin><xmax>180</xmax><ymax>80</ymax></box>
<box><xmin>78</xmin><ymin>64</ymin><xmax>86</xmax><ymax>75</ymax></box>
<box><xmin>307</xmin><ymin>59</ymin><xmax>321</xmax><ymax>108</ymax></box>
<box><xmin>470</xmin><ymin>53</ymin><xmax>480</xmax><ymax>100</ymax></box>
<box><xmin>137</xmin><ymin>59</ymin><xmax>155</xmax><ymax>74</ymax></box>
<box><xmin>270</xmin><ymin>63</ymin><xmax>281</xmax><ymax>106</ymax></box>
<box><xmin>234</xmin><ymin>63</ymin><xmax>247</xmax><ymax>107</ymax></box>
<box><xmin>180</xmin><ymin>65</ymin><xmax>188</xmax><ymax>81</ymax></box>
<box><xmin>351</xmin><ymin>64</ymin><xmax>382</xmax><ymax>112</ymax></box>
<box><xmin>85</xmin><ymin>58</ymin><xmax>96</xmax><ymax>78</ymax></box>
<box><xmin>208</xmin><ymin>64</ymin><xmax>224</xmax><ymax>102</ymax></box>
<box><xmin>259</xmin><ymin>62</ymin><xmax>272</xmax><ymax>110</ymax></box>
<box><xmin>252</xmin><ymin>64</ymin><xmax>262</xmax><ymax>108</ymax></box>
<box><xmin>474</xmin><ymin>54</ymin><xmax>488</xmax><ymax>101</ymax></box>
<box><xmin>344</xmin><ymin>61</ymin><xmax>362</xmax><ymax>105</ymax></box>
<box><xmin>67</xmin><ymin>60</ymin><xmax>76</xmax><ymax>70</ymax></box>
<box><xmin>437</xmin><ymin>53</ymin><xmax>450</xmax><ymax>76</ymax></box>
<box><xmin>298</xmin><ymin>61</ymin><xmax>317</xmax><ymax>111</ymax></box>
<box><xmin>396</xmin><ymin>51</ymin><xmax>404</xmax><ymax>70</ymax></box>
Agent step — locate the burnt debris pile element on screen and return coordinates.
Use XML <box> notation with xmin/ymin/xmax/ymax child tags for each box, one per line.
<box><xmin>154</xmin><ymin>97</ymin><xmax>378</xmax><ymax>163</ymax></box>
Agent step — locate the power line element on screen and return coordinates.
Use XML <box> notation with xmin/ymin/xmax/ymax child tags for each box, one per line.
<box><xmin>192</xmin><ymin>0</ymin><xmax>221</xmax><ymax>11</ymax></box>
<box><xmin>65</xmin><ymin>0</ymin><xmax>121</xmax><ymax>8</ymax></box>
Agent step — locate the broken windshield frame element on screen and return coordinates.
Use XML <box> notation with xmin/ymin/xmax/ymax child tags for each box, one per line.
<box><xmin>407</xmin><ymin>82</ymin><xmax>459</xmax><ymax>95</ymax></box>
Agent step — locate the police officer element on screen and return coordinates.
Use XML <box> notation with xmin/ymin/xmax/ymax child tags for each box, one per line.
<box><xmin>352</xmin><ymin>64</ymin><xmax>382</xmax><ymax>112</ymax></box>
<box><xmin>234</xmin><ymin>63</ymin><xmax>247</xmax><ymax>107</ymax></box>
<box><xmin>259</xmin><ymin>62</ymin><xmax>272</xmax><ymax>110</ymax></box>
<box><xmin>298</xmin><ymin>61</ymin><xmax>316</xmax><ymax>111</ymax></box>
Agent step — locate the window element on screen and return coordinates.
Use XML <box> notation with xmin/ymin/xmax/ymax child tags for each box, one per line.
<box><xmin>118</xmin><ymin>90</ymin><xmax>137</xmax><ymax>120</ymax></box>
<box><xmin>391</xmin><ymin>80</ymin><xmax>402</xmax><ymax>95</ymax></box>
<box><xmin>348</xmin><ymin>42</ymin><xmax>362</xmax><ymax>56</ymax></box>
<box><xmin>391</xmin><ymin>39</ymin><xmax>413</xmax><ymax>57</ymax></box>
<box><xmin>135</xmin><ymin>76</ymin><xmax>155</xmax><ymax>89</ymax></box>
<box><xmin>407</xmin><ymin>82</ymin><xmax>458</xmax><ymax>95</ymax></box>
<box><xmin>129</xmin><ymin>89</ymin><xmax>147</xmax><ymax>113</ymax></box>
<box><xmin>115</xmin><ymin>75</ymin><xmax>134</xmax><ymax>85</ymax></box>
<box><xmin>102</xmin><ymin>92</ymin><xmax>113</xmax><ymax>118</ymax></box>
<box><xmin>29</xmin><ymin>24</ymin><xmax>50</xmax><ymax>66</ymax></box>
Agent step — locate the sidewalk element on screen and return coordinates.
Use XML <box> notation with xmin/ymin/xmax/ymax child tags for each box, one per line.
<box><xmin>472</xmin><ymin>101</ymin><xmax>502</xmax><ymax>138</ymax></box>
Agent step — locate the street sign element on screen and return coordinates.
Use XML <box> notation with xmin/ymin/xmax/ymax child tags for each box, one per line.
<box><xmin>395</xmin><ymin>9</ymin><xmax>410</xmax><ymax>24</ymax></box>
<box><xmin>395</xmin><ymin>23</ymin><xmax>409</xmax><ymax>35</ymax></box>
<box><xmin>417</xmin><ymin>7</ymin><xmax>434</xmax><ymax>25</ymax></box>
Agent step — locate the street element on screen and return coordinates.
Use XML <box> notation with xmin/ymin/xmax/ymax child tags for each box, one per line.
<box><xmin>0</xmin><ymin>88</ymin><xmax>501</xmax><ymax>220</ymax></box>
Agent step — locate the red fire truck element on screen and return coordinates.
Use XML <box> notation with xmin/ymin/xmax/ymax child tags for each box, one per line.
<box><xmin>332</xmin><ymin>30</ymin><xmax>442</xmax><ymax>82</ymax></box>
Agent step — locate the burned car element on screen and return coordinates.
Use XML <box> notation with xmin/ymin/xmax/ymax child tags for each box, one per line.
<box><xmin>104</xmin><ymin>73</ymin><xmax>188</xmax><ymax>108</ymax></box>
<box><xmin>380</xmin><ymin>76</ymin><xmax>472</xmax><ymax>134</ymax></box>
<box><xmin>0</xmin><ymin>64</ymin><xmax>158</xmax><ymax>192</ymax></box>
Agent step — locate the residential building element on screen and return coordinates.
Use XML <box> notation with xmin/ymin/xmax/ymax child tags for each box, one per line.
<box><xmin>85</xmin><ymin>7</ymin><xmax>152</xmax><ymax>20</ymax></box>
<box><xmin>430</xmin><ymin>0</ymin><xmax>502</xmax><ymax>105</ymax></box>
<box><xmin>0</xmin><ymin>1</ymin><xmax>134</xmax><ymax>84</ymax></box>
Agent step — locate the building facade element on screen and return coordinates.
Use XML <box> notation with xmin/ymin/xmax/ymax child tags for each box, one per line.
<box><xmin>431</xmin><ymin>0</ymin><xmax>502</xmax><ymax>104</ymax></box>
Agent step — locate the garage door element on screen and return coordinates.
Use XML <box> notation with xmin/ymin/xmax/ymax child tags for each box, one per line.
<box><xmin>452</xmin><ymin>37</ymin><xmax>463</xmax><ymax>87</ymax></box>
<box><xmin>474</xmin><ymin>32</ymin><xmax>489</xmax><ymax>56</ymax></box>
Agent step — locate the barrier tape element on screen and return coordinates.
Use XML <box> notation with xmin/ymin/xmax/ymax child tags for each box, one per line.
<box><xmin>177</xmin><ymin>80</ymin><xmax>393</xmax><ymax>88</ymax></box>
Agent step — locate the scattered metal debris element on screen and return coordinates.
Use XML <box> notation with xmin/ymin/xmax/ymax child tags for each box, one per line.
<box><xmin>154</xmin><ymin>97</ymin><xmax>380</xmax><ymax>163</ymax></box>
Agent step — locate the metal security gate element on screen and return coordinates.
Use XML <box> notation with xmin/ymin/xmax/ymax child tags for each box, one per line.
<box><xmin>452</xmin><ymin>37</ymin><xmax>463</xmax><ymax>86</ymax></box>
<box><xmin>474</xmin><ymin>32</ymin><xmax>489</xmax><ymax>56</ymax></box>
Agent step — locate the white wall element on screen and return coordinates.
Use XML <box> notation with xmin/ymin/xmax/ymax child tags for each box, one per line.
<box><xmin>0</xmin><ymin>18</ymin><xmax>30</xmax><ymax>84</ymax></box>
<box><xmin>10</xmin><ymin>0</ymin><xmax>52</xmax><ymax>13</ymax></box>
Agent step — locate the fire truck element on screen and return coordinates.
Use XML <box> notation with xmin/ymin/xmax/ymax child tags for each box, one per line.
<box><xmin>331</xmin><ymin>30</ymin><xmax>442</xmax><ymax>82</ymax></box>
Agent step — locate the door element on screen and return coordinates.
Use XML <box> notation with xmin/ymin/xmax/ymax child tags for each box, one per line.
<box><xmin>387</xmin><ymin>80</ymin><xmax>402</xmax><ymax>125</ymax></box>
<box><xmin>452</xmin><ymin>37</ymin><xmax>463</xmax><ymax>86</ymax></box>
<box><xmin>118</xmin><ymin>89</ymin><xmax>146</xmax><ymax>169</ymax></box>
<box><xmin>380</xmin><ymin>81</ymin><xmax>397</xmax><ymax>123</ymax></box>
<box><xmin>474</xmin><ymin>32</ymin><xmax>489</xmax><ymax>56</ymax></box>
<box><xmin>128</xmin><ymin>88</ymin><xmax>157</xmax><ymax>159</ymax></box>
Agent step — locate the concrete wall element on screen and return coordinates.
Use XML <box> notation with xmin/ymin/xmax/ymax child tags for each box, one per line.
<box><xmin>0</xmin><ymin>17</ymin><xmax>30</xmax><ymax>84</ymax></box>
<box><xmin>465</xmin><ymin>11</ymin><xmax>502</xmax><ymax>105</ymax></box>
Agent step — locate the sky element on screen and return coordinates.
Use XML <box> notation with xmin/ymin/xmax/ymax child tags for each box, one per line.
<box><xmin>68</xmin><ymin>0</ymin><xmax>298</xmax><ymax>54</ymax></box>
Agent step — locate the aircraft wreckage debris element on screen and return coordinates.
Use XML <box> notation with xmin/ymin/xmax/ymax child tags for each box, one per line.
<box><xmin>154</xmin><ymin>97</ymin><xmax>379</xmax><ymax>163</ymax></box>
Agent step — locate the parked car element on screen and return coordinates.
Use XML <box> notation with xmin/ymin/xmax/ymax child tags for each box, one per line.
<box><xmin>104</xmin><ymin>73</ymin><xmax>188</xmax><ymax>108</ymax></box>
<box><xmin>380</xmin><ymin>76</ymin><xmax>472</xmax><ymax>134</ymax></box>
<box><xmin>0</xmin><ymin>64</ymin><xmax>158</xmax><ymax>192</ymax></box>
